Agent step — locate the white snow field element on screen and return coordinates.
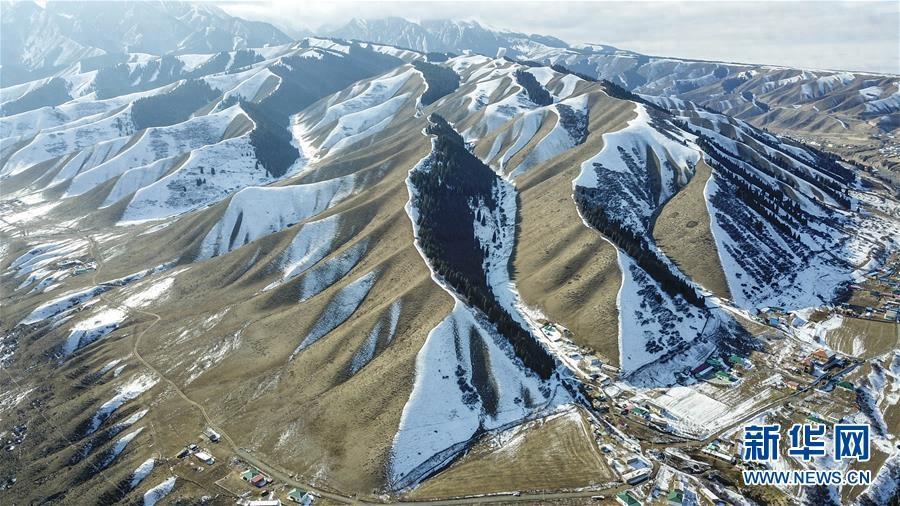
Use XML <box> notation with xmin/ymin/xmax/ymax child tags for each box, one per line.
<box><xmin>62</xmin><ymin>308</ymin><xmax>127</xmax><ymax>357</ymax></box>
<box><xmin>143</xmin><ymin>477</ymin><xmax>176</xmax><ymax>506</ymax></box>
<box><xmin>291</xmin><ymin>269</ymin><xmax>379</xmax><ymax>357</ymax></box>
<box><xmin>86</xmin><ymin>374</ymin><xmax>158</xmax><ymax>435</ymax></box>
<box><xmin>197</xmin><ymin>176</ymin><xmax>354</xmax><ymax>259</ymax></box>
<box><xmin>119</xmin><ymin>135</ymin><xmax>274</xmax><ymax>223</ymax></box>
<box><xmin>349</xmin><ymin>300</ymin><xmax>401</xmax><ymax>375</ymax></box>
<box><xmin>97</xmin><ymin>427</ymin><xmax>144</xmax><ymax>469</ymax></box>
<box><xmin>129</xmin><ymin>458</ymin><xmax>156</xmax><ymax>489</ymax></box>
<box><xmin>61</xmin><ymin>275</ymin><xmax>175</xmax><ymax>357</ymax></box>
<box><xmin>262</xmin><ymin>214</ymin><xmax>341</xmax><ymax>291</ymax></box>
<box><xmin>297</xmin><ymin>239</ymin><xmax>369</xmax><ymax>301</ymax></box>
<box><xmin>388</xmin><ymin>301</ymin><xmax>569</xmax><ymax>490</ymax></box>
<box><xmin>574</xmin><ymin>103</ymin><xmax>698</xmax><ymax>236</ymax></box>
<box><xmin>65</xmin><ymin>105</ymin><xmax>246</xmax><ymax>197</ymax></box>
<box><xmin>392</xmin><ymin>146</ymin><xmax>570</xmax><ymax>490</ymax></box>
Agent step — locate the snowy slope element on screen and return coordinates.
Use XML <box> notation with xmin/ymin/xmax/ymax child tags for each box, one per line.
<box><xmin>86</xmin><ymin>374</ymin><xmax>158</xmax><ymax>435</ymax></box>
<box><xmin>262</xmin><ymin>214</ymin><xmax>342</xmax><ymax>291</ymax></box>
<box><xmin>291</xmin><ymin>269</ymin><xmax>379</xmax><ymax>357</ymax></box>
<box><xmin>615</xmin><ymin>252</ymin><xmax>709</xmax><ymax>373</ymax></box>
<box><xmin>393</xmin><ymin>136</ymin><xmax>570</xmax><ymax>489</ymax></box>
<box><xmin>574</xmin><ymin>103</ymin><xmax>699</xmax><ymax>236</ymax></box>
<box><xmin>119</xmin><ymin>134</ymin><xmax>276</xmax><ymax>224</ymax></box>
<box><xmin>650</xmin><ymin>97</ymin><xmax>878</xmax><ymax>309</ymax></box>
<box><xmin>196</xmin><ymin>175</ymin><xmax>355</xmax><ymax>259</ymax></box>
<box><xmin>389</xmin><ymin>301</ymin><xmax>567</xmax><ymax>489</ymax></box>
<box><xmin>3</xmin><ymin>105</ymin><xmax>135</xmax><ymax>176</ymax></box>
<box><xmin>65</xmin><ymin>105</ymin><xmax>246</xmax><ymax>196</ymax></box>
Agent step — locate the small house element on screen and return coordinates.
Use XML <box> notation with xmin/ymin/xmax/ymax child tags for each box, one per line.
<box><xmin>193</xmin><ymin>451</ymin><xmax>215</xmax><ymax>465</ymax></box>
<box><xmin>728</xmin><ymin>354</ymin><xmax>747</xmax><ymax>368</ymax></box>
<box><xmin>288</xmin><ymin>488</ymin><xmax>311</xmax><ymax>504</ymax></box>
<box><xmin>706</xmin><ymin>357</ymin><xmax>727</xmax><ymax>370</ymax></box>
<box><xmin>622</xmin><ymin>468</ymin><xmax>651</xmax><ymax>485</ymax></box>
<box><xmin>667</xmin><ymin>490</ymin><xmax>685</xmax><ymax>506</ymax></box>
<box><xmin>691</xmin><ymin>363</ymin><xmax>714</xmax><ymax>378</ymax></box>
<box><xmin>204</xmin><ymin>427</ymin><xmax>221</xmax><ymax>443</ymax></box>
<box><xmin>811</xmin><ymin>349</ymin><xmax>830</xmax><ymax>363</ymax></box>
<box><xmin>616</xmin><ymin>491</ymin><xmax>643</xmax><ymax>506</ymax></box>
<box><xmin>250</xmin><ymin>474</ymin><xmax>270</xmax><ymax>487</ymax></box>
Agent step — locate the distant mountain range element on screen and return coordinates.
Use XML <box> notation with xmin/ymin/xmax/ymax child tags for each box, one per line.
<box><xmin>0</xmin><ymin>0</ymin><xmax>291</xmax><ymax>86</ymax></box>
<box><xmin>327</xmin><ymin>17</ymin><xmax>899</xmax><ymax>145</ymax></box>
<box><xmin>328</xmin><ymin>17</ymin><xmax>568</xmax><ymax>56</ymax></box>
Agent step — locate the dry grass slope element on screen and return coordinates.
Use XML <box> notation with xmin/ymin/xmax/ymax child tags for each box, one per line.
<box><xmin>653</xmin><ymin>159</ymin><xmax>732</xmax><ymax>299</ymax></box>
<box><xmin>513</xmin><ymin>90</ymin><xmax>635</xmax><ymax>367</ymax></box>
<box><xmin>406</xmin><ymin>407</ymin><xmax>614</xmax><ymax>499</ymax></box>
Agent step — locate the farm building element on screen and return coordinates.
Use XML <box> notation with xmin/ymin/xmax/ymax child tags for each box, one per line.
<box><xmin>616</xmin><ymin>491</ymin><xmax>643</xmax><ymax>506</ymax></box>
<box><xmin>193</xmin><ymin>451</ymin><xmax>215</xmax><ymax>465</ymax></box>
<box><xmin>288</xmin><ymin>488</ymin><xmax>312</xmax><ymax>504</ymax></box>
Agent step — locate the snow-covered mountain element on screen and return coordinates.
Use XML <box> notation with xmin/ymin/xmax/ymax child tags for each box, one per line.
<box><xmin>330</xmin><ymin>17</ymin><xmax>568</xmax><ymax>57</ymax></box>
<box><xmin>0</xmin><ymin>0</ymin><xmax>291</xmax><ymax>86</ymax></box>
<box><xmin>1</xmin><ymin>15</ymin><xmax>898</xmax><ymax>505</ymax></box>
<box><xmin>329</xmin><ymin>17</ymin><xmax>899</xmax><ymax>151</ymax></box>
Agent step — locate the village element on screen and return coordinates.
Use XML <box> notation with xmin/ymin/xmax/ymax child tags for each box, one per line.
<box><xmin>520</xmin><ymin>257</ymin><xmax>899</xmax><ymax>505</ymax></box>
<box><xmin>165</xmin><ymin>427</ymin><xmax>316</xmax><ymax>506</ymax></box>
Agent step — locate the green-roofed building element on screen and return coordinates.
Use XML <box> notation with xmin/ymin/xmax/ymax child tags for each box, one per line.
<box><xmin>616</xmin><ymin>491</ymin><xmax>642</xmax><ymax>506</ymax></box>
<box><xmin>668</xmin><ymin>489</ymin><xmax>685</xmax><ymax>505</ymax></box>
<box><xmin>289</xmin><ymin>488</ymin><xmax>310</xmax><ymax>504</ymax></box>
<box><xmin>706</xmin><ymin>357</ymin><xmax>727</xmax><ymax>370</ymax></box>
<box><xmin>631</xmin><ymin>407</ymin><xmax>650</xmax><ymax>418</ymax></box>
<box><xmin>241</xmin><ymin>468</ymin><xmax>259</xmax><ymax>481</ymax></box>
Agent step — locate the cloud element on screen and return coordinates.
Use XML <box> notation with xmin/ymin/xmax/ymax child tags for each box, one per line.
<box><xmin>216</xmin><ymin>0</ymin><xmax>899</xmax><ymax>73</ymax></box>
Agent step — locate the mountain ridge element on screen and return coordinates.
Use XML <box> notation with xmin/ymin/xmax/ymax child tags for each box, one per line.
<box><xmin>1</xmin><ymin>8</ymin><xmax>898</xmax><ymax>505</ymax></box>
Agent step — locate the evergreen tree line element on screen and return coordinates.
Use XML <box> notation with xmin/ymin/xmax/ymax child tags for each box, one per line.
<box><xmin>231</xmin><ymin>44</ymin><xmax>404</xmax><ymax>176</ymax></box>
<box><xmin>410</xmin><ymin>115</ymin><xmax>556</xmax><ymax>379</ymax></box>
<box><xmin>237</xmin><ymin>98</ymin><xmax>300</xmax><ymax>178</ymax></box>
<box><xmin>225</xmin><ymin>49</ymin><xmax>265</xmax><ymax>73</ymax></box>
<box><xmin>695</xmin><ymin>134</ymin><xmax>811</xmax><ymax>225</ymax></box>
<box><xmin>131</xmin><ymin>79</ymin><xmax>219</xmax><ymax>130</ymax></box>
<box><xmin>740</xmin><ymin>124</ymin><xmax>855</xmax><ymax>184</ymax></box>
<box><xmin>1</xmin><ymin>77</ymin><xmax>71</xmax><ymax>115</ymax></box>
<box><xmin>93</xmin><ymin>55</ymin><xmax>188</xmax><ymax>100</ymax></box>
<box><xmin>412</xmin><ymin>60</ymin><xmax>460</xmax><ymax>106</ymax></box>
<box><xmin>425</xmin><ymin>52</ymin><xmax>455</xmax><ymax>63</ymax></box>
<box><xmin>573</xmin><ymin>187</ymin><xmax>704</xmax><ymax>307</ymax></box>
<box><xmin>742</xmin><ymin>125</ymin><xmax>853</xmax><ymax>189</ymax></box>
<box><xmin>698</xmin><ymin>138</ymin><xmax>809</xmax><ymax>239</ymax></box>
<box><xmin>759</xmin><ymin>149</ymin><xmax>852</xmax><ymax>209</ymax></box>
<box><xmin>556</xmin><ymin>103</ymin><xmax>588</xmax><ymax>145</ymax></box>
<box><xmin>514</xmin><ymin>69</ymin><xmax>553</xmax><ymax>106</ymax></box>
<box><xmin>721</xmin><ymin>75</ymin><xmax>749</xmax><ymax>93</ymax></box>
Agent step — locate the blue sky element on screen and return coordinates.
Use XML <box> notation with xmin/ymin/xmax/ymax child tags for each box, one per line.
<box><xmin>219</xmin><ymin>1</ymin><xmax>900</xmax><ymax>74</ymax></box>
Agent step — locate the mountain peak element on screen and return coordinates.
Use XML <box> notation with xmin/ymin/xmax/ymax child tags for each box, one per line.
<box><xmin>0</xmin><ymin>0</ymin><xmax>291</xmax><ymax>86</ymax></box>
